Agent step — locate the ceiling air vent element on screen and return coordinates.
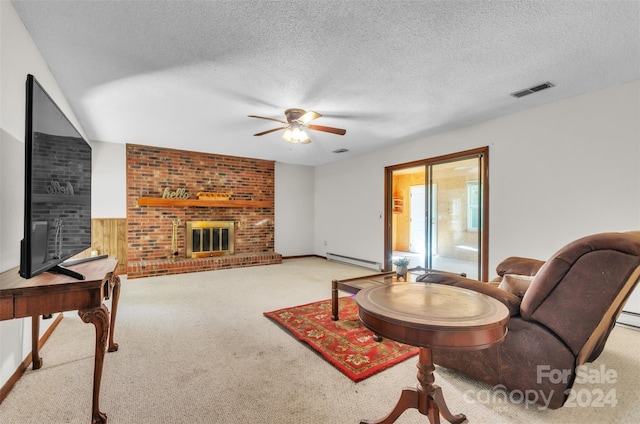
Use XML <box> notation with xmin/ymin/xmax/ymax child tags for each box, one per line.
<box><xmin>510</xmin><ymin>82</ymin><xmax>554</xmax><ymax>98</ymax></box>
<box><xmin>333</xmin><ymin>148</ymin><xmax>349</xmax><ymax>153</ymax></box>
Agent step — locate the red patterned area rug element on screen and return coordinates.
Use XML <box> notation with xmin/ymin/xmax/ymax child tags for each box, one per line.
<box><xmin>264</xmin><ymin>297</ymin><xmax>419</xmax><ymax>382</ymax></box>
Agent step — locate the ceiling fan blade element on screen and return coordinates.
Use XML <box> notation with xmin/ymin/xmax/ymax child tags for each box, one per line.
<box><xmin>253</xmin><ymin>126</ymin><xmax>288</xmax><ymax>136</ymax></box>
<box><xmin>248</xmin><ymin>115</ymin><xmax>287</xmax><ymax>124</ymax></box>
<box><xmin>305</xmin><ymin>124</ymin><xmax>346</xmax><ymax>135</ymax></box>
<box><xmin>298</xmin><ymin>110</ymin><xmax>322</xmax><ymax>124</ymax></box>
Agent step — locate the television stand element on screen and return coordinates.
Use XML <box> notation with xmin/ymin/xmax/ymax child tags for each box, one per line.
<box><xmin>62</xmin><ymin>254</ymin><xmax>109</xmax><ymax>267</ymax></box>
<box><xmin>53</xmin><ymin>254</ymin><xmax>110</xmax><ymax>279</ymax></box>
<box><xmin>50</xmin><ymin>264</ymin><xmax>85</xmax><ymax>280</ymax></box>
<box><xmin>49</xmin><ymin>255</ymin><xmax>109</xmax><ymax>280</ymax></box>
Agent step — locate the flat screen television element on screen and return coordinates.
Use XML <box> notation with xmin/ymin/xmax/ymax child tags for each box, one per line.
<box><xmin>19</xmin><ymin>74</ymin><xmax>93</xmax><ymax>279</ymax></box>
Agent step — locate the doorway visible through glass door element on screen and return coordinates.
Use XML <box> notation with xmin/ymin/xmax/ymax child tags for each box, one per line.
<box><xmin>387</xmin><ymin>149</ymin><xmax>487</xmax><ymax>280</ymax></box>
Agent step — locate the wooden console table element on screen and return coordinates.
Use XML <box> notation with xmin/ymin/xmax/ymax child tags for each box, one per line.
<box><xmin>0</xmin><ymin>257</ymin><xmax>120</xmax><ymax>424</ymax></box>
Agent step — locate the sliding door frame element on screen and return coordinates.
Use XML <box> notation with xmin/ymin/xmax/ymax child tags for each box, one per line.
<box><xmin>384</xmin><ymin>146</ymin><xmax>489</xmax><ymax>281</ymax></box>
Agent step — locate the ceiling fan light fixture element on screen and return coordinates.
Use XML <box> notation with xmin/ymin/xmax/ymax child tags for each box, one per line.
<box><xmin>282</xmin><ymin>127</ymin><xmax>310</xmax><ymax>143</ymax></box>
<box><xmin>282</xmin><ymin>128</ymin><xmax>292</xmax><ymax>141</ymax></box>
<box><xmin>282</xmin><ymin>123</ymin><xmax>310</xmax><ymax>143</ymax></box>
<box><xmin>249</xmin><ymin>108</ymin><xmax>345</xmax><ymax>145</ymax></box>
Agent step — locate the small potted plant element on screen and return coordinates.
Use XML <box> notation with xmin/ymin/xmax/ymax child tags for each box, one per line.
<box><xmin>393</xmin><ymin>256</ymin><xmax>411</xmax><ymax>281</ymax></box>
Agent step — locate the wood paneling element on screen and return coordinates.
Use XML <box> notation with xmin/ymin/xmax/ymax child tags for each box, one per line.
<box><xmin>72</xmin><ymin>219</ymin><xmax>127</xmax><ymax>274</ymax></box>
<box><xmin>93</xmin><ymin>219</ymin><xmax>127</xmax><ymax>274</ymax></box>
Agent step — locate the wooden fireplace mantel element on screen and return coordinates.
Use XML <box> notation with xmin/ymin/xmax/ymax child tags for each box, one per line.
<box><xmin>136</xmin><ymin>197</ymin><xmax>272</xmax><ymax>208</ymax></box>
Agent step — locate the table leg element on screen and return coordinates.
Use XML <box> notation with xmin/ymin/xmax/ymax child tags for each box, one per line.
<box><xmin>360</xmin><ymin>348</ymin><xmax>465</xmax><ymax>424</ymax></box>
<box><xmin>79</xmin><ymin>304</ymin><xmax>110</xmax><ymax>424</ymax></box>
<box><xmin>331</xmin><ymin>280</ymin><xmax>339</xmax><ymax>321</ymax></box>
<box><xmin>31</xmin><ymin>315</ymin><xmax>43</xmax><ymax>370</ymax></box>
<box><xmin>107</xmin><ymin>275</ymin><xmax>121</xmax><ymax>352</ymax></box>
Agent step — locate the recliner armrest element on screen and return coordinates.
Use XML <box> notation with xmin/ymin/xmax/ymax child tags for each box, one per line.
<box><xmin>416</xmin><ymin>272</ymin><xmax>522</xmax><ymax>316</ymax></box>
<box><xmin>496</xmin><ymin>256</ymin><xmax>545</xmax><ymax>277</ymax></box>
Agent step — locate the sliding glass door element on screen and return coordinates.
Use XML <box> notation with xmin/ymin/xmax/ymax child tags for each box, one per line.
<box><xmin>385</xmin><ymin>148</ymin><xmax>488</xmax><ymax>280</ymax></box>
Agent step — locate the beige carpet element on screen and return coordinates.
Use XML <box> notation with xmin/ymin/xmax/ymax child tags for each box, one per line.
<box><xmin>0</xmin><ymin>257</ymin><xmax>638</xmax><ymax>423</ymax></box>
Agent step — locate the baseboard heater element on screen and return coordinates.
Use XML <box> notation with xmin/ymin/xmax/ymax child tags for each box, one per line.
<box><xmin>617</xmin><ymin>310</ymin><xmax>640</xmax><ymax>330</ymax></box>
<box><xmin>326</xmin><ymin>252</ymin><xmax>382</xmax><ymax>271</ymax></box>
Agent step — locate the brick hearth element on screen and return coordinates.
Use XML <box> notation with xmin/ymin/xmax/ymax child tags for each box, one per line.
<box><xmin>126</xmin><ymin>144</ymin><xmax>282</xmax><ymax>278</ymax></box>
<box><xmin>126</xmin><ymin>252</ymin><xmax>282</xmax><ymax>279</ymax></box>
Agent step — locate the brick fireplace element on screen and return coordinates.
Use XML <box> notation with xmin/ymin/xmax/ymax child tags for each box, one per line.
<box><xmin>126</xmin><ymin>144</ymin><xmax>282</xmax><ymax>278</ymax></box>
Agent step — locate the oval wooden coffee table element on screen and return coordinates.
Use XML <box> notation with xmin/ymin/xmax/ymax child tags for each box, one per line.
<box><xmin>356</xmin><ymin>283</ymin><xmax>509</xmax><ymax>424</ymax></box>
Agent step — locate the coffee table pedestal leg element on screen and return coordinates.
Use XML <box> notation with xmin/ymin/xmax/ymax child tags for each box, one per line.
<box><xmin>361</xmin><ymin>348</ymin><xmax>466</xmax><ymax>424</ymax></box>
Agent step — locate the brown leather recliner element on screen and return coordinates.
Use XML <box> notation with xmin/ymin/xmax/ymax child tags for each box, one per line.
<box><xmin>416</xmin><ymin>231</ymin><xmax>640</xmax><ymax>409</ymax></box>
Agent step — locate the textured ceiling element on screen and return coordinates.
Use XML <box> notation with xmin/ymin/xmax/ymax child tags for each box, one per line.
<box><xmin>11</xmin><ymin>0</ymin><xmax>640</xmax><ymax>166</ymax></box>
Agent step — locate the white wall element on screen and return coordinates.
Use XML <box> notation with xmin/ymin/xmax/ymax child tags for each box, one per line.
<box><xmin>91</xmin><ymin>141</ymin><xmax>127</xmax><ymax>217</ymax></box>
<box><xmin>0</xmin><ymin>128</ymin><xmax>23</xmax><ymax>271</ymax></box>
<box><xmin>314</xmin><ymin>80</ymin><xmax>640</xmax><ymax>272</ymax></box>
<box><xmin>274</xmin><ymin>162</ymin><xmax>315</xmax><ymax>256</ymax></box>
<box><xmin>0</xmin><ymin>1</ymin><xmax>92</xmax><ymax>388</ymax></box>
<box><xmin>314</xmin><ymin>155</ymin><xmax>386</xmax><ymax>261</ymax></box>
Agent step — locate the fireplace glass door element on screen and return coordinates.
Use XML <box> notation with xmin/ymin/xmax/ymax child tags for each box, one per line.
<box><xmin>186</xmin><ymin>221</ymin><xmax>235</xmax><ymax>258</ymax></box>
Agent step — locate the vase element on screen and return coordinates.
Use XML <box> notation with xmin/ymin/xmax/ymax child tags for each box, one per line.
<box><xmin>396</xmin><ymin>265</ymin><xmax>408</xmax><ymax>281</ymax></box>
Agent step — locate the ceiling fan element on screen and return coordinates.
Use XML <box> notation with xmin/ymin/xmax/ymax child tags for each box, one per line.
<box><xmin>248</xmin><ymin>108</ymin><xmax>346</xmax><ymax>144</ymax></box>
